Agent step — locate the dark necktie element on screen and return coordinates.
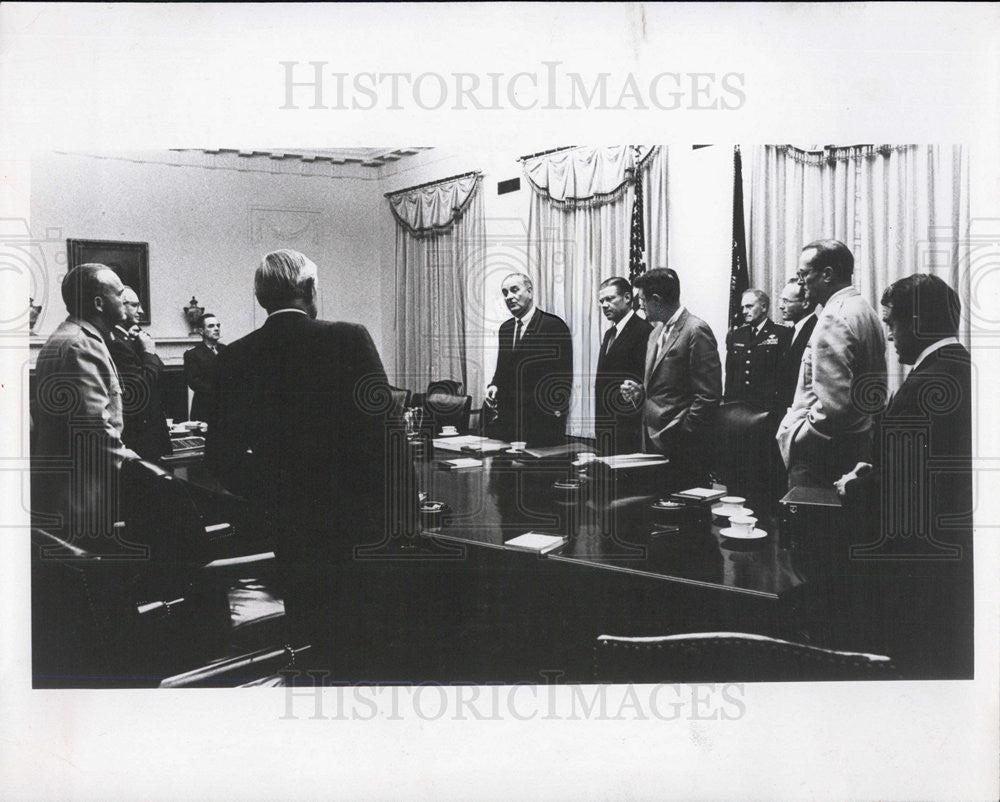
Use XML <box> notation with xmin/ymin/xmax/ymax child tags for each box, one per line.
<box><xmin>605</xmin><ymin>326</ymin><xmax>617</xmax><ymax>355</ymax></box>
<box><xmin>514</xmin><ymin>318</ymin><xmax>523</xmax><ymax>348</ymax></box>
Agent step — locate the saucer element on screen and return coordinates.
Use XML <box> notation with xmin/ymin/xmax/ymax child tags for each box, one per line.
<box><xmin>712</xmin><ymin>504</ymin><xmax>753</xmax><ymax>519</ymax></box>
<box><xmin>719</xmin><ymin>526</ymin><xmax>768</xmax><ymax>540</ymax></box>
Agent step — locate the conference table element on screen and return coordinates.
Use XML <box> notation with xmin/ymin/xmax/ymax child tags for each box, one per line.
<box><xmin>344</xmin><ymin>443</ymin><xmax>819</xmax><ymax>683</ymax></box>
<box><xmin>159</xmin><ymin>437</ymin><xmax>837</xmax><ymax>684</ymax></box>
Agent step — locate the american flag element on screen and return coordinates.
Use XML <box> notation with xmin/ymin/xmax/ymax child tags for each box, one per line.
<box><xmin>728</xmin><ymin>145</ymin><xmax>750</xmax><ymax>329</ymax></box>
<box><xmin>628</xmin><ymin>165</ymin><xmax>646</xmax><ymax>289</ymax></box>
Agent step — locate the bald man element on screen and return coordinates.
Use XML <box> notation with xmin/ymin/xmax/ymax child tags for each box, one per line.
<box><xmin>32</xmin><ymin>264</ymin><xmax>139</xmax><ymax>549</ymax></box>
<box><xmin>485</xmin><ymin>272</ymin><xmax>573</xmax><ymax>446</ymax></box>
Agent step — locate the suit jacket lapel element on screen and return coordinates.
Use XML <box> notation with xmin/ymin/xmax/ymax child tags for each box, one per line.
<box><xmin>649</xmin><ymin>311</ymin><xmax>684</xmax><ymax>377</ymax></box>
<box><xmin>644</xmin><ymin>322</ymin><xmax>661</xmax><ymax>381</ymax></box>
<box><xmin>793</xmin><ymin>315</ymin><xmax>816</xmax><ymax>353</ymax></box>
<box><xmin>523</xmin><ymin>309</ymin><xmax>544</xmax><ymax>342</ymax></box>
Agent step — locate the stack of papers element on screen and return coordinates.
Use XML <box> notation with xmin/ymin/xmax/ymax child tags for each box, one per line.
<box><xmin>438</xmin><ymin>457</ymin><xmax>483</xmax><ymax>470</ymax></box>
<box><xmin>671</xmin><ymin>487</ymin><xmax>727</xmax><ymax>504</ymax></box>
<box><xmin>432</xmin><ymin>435</ymin><xmax>494</xmax><ymax>453</ymax></box>
<box><xmin>509</xmin><ymin>443</ymin><xmax>589</xmax><ymax>461</ymax></box>
<box><xmin>595</xmin><ymin>453</ymin><xmax>669</xmax><ymax>469</ymax></box>
<box><xmin>504</xmin><ymin>532</ymin><xmax>567</xmax><ymax>554</ymax></box>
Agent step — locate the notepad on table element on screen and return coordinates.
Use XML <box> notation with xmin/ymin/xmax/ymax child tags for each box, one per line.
<box><xmin>438</xmin><ymin>457</ymin><xmax>483</xmax><ymax>470</ymax></box>
<box><xmin>670</xmin><ymin>487</ymin><xmax>727</xmax><ymax>504</ymax></box>
<box><xmin>432</xmin><ymin>435</ymin><xmax>491</xmax><ymax>453</ymax></box>
<box><xmin>460</xmin><ymin>440</ymin><xmax>511</xmax><ymax>457</ymax></box>
<box><xmin>504</xmin><ymin>532</ymin><xmax>567</xmax><ymax>554</ymax></box>
<box><xmin>595</xmin><ymin>452</ymin><xmax>669</xmax><ymax>469</ymax></box>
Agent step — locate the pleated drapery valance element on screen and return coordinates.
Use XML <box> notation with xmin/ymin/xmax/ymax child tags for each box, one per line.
<box><xmin>776</xmin><ymin>144</ymin><xmax>913</xmax><ymax>166</ymax></box>
<box><xmin>387</xmin><ymin>172</ymin><xmax>483</xmax><ymax>237</ymax></box>
<box><xmin>521</xmin><ymin>146</ymin><xmax>659</xmax><ymax>208</ymax></box>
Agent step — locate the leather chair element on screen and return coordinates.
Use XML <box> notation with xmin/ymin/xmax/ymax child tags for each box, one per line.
<box><xmin>712</xmin><ymin>401</ymin><xmax>775</xmax><ymax>498</ymax></box>
<box><xmin>33</xmin><ymin>457</ymin><xmax>287</xmax><ymax>687</ymax></box>
<box><xmin>594</xmin><ymin>631</ymin><xmax>897</xmax><ymax>683</ymax></box>
<box><xmin>159</xmin><ymin>644</ymin><xmax>312</xmax><ymax>688</ymax></box>
<box><xmin>427</xmin><ymin>379</ymin><xmax>463</xmax><ymax>396</ymax></box>
<box><xmin>423</xmin><ymin>389</ymin><xmax>472</xmax><ymax>435</ymax></box>
<box><xmin>120</xmin><ymin>457</ymin><xmax>229</xmax><ymax>568</ymax></box>
<box><xmin>388</xmin><ymin>385</ymin><xmax>412</xmax><ymax>422</ymax></box>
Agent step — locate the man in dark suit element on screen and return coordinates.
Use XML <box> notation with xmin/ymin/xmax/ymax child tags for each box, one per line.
<box><xmin>594</xmin><ymin>277</ymin><xmax>652</xmax><ymax>454</ymax></box>
<box><xmin>776</xmin><ymin>277</ymin><xmax>818</xmax><ymax>412</ymax></box>
<box><xmin>818</xmin><ymin>274</ymin><xmax>972</xmax><ymax>677</ymax></box>
<box><xmin>107</xmin><ymin>286</ymin><xmax>171</xmax><ymax>461</ymax></box>
<box><xmin>207</xmin><ymin>250</ymin><xmax>399</xmax><ymax>563</ymax></box>
<box><xmin>183</xmin><ymin>312</ymin><xmax>226</xmax><ymax>423</ymax></box>
<box><xmin>621</xmin><ymin>268</ymin><xmax>722</xmax><ymax>488</ymax></box>
<box><xmin>724</xmin><ymin>289</ymin><xmax>791</xmax><ymax>408</ymax></box>
<box><xmin>485</xmin><ymin>272</ymin><xmax>572</xmax><ymax>446</ymax></box>
<box><xmin>207</xmin><ymin>250</ymin><xmax>411</xmax><ymax>674</ymax></box>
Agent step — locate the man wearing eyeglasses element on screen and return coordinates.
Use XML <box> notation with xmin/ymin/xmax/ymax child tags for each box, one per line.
<box><xmin>776</xmin><ymin>239</ymin><xmax>886</xmax><ymax>489</ymax></box>
<box><xmin>107</xmin><ymin>286</ymin><xmax>171</xmax><ymax>461</ymax></box>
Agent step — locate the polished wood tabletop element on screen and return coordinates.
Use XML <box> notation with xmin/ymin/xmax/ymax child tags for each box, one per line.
<box><xmin>418</xmin><ymin>451</ymin><xmax>807</xmax><ymax>600</ymax></box>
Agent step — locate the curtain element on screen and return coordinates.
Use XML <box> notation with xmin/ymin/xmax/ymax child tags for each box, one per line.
<box><xmin>746</xmin><ymin>145</ymin><xmax>971</xmax><ymax>387</ymax></box>
<box><xmin>525</xmin><ymin>145</ymin><xmax>668</xmax><ymax>438</ymax></box>
<box><xmin>390</xmin><ymin>173</ymin><xmax>485</xmax><ymax>401</ymax></box>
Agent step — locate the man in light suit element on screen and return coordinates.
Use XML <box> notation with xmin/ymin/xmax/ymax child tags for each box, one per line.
<box><xmin>621</xmin><ymin>268</ymin><xmax>722</xmax><ymax>488</ymax></box>
<box><xmin>485</xmin><ymin>272</ymin><xmax>573</xmax><ymax>446</ymax></box>
<box><xmin>32</xmin><ymin>264</ymin><xmax>139</xmax><ymax>550</ymax></box>
<box><xmin>776</xmin><ymin>277</ymin><xmax>818</xmax><ymax>412</ymax></box>
<box><xmin>183</xmin><ymin>312</ymin><xmax>226</xmax><ymax>424</ymax></box>
<box><xmin>776</xmin><ymin>239</ymin><xmax>887</xmax><ymax>488</ymax></box>
<box><xmin>594</xmin><ymin>277</ymin><xmax>652</xmax><ymax>454</ymax></box>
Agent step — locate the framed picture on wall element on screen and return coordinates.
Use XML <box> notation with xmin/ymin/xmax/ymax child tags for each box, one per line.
<box><xmin>67</xmin><ymin>239</ymin><xmax>151</xmax><ymax>325</ymax></box>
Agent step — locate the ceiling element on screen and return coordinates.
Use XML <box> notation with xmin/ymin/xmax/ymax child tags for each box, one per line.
<box><xmin>199</xmin><ymin>147</ymin><xmax>429</xmax><ymax>167</ymax></box>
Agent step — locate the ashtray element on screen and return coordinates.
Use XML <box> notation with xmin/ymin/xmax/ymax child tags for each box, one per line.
<box><xmin>419</xmin><ymin>500</ymin><xmax>449</xmax><ymax>527</ymax></box>
<box><xmin>650</xmin><ymin>499</ymin><xmax>707</xmax><ymax>527</ymax></box>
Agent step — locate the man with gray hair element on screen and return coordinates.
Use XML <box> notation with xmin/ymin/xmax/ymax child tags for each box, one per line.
<box><xmin>32</xmin><ymin>263</ymin><xmax>139</xmax><ymax>549</ymax></box>
<box><xmin>724</xmin><ymin>288</ymin><xmax>791</xmax><ymax>407</ymax></box>
<box><xmin>485</xmin><ymin>272</ymin><xmax>572</xmax><ymax>445</ymax></box>
<box><xmin>207</xmin><ymin>250</ymin><xmax>398</xmax><ymax>573</ymax></box>
<box><xmin>776</xmin><ymin>277</ymin><xmax>818</xmax><ymax>411</ymax></box>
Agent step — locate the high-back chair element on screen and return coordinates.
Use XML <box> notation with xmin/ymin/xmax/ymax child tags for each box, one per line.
<box><xmin>387</xmin><ymin>385</ymin><xmax>412</xmax><ymax>422</ymax></box>
<box><xmin>423</xmin><ymin>387</ymin><xmax>472</xmax><ymax>435</ymax></box>
<box><xmin>594</xmin><ymin>631</ymin><xmax>897</xmax><ymax>683</ymax></box>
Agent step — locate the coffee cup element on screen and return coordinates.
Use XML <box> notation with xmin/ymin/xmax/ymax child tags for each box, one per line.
<box><xmin>441</xmin><ymin>426</ymin><xmax>458</xmax><ymax>436</ymax></box>
<box><xmin>576</xmin><ymin>451</ymin><xmax>597</xmax><ymax>463</ymax></box>
<box><xmin>729</xmin><ymin>515</ymin><xmax>757</xmax><ymax>536</ymax></box>
<box><xmin>511</xmin><ymin>441</ymin><xmax>527</xmax><ymax>452</ymax></box>
<box><xmin>719</xmin><ymin>495</ymin><xmax>745</xmax><ymax>514</ymax></box>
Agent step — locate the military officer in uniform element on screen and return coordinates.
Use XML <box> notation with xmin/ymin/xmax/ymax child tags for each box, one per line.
<box><xmin>724</xmin><ymin>289</ymin><xmax>791</xmax><ymax>409</ymax></box>
<box><xmin>720</xmin><ymin>289</ymin><xmax>792</xmax><ymax>501</ymax></box>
